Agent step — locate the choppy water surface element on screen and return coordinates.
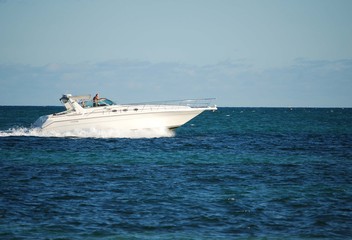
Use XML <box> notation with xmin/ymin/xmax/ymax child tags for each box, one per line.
<box><xmin>0</xmin><ymin>107</ymin><xmax>351</xmax><ymax>239</ymax></box>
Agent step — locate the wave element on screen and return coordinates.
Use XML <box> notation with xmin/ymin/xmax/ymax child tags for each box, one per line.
<box><xmin>0</xmin><ymin>127</ymin><xmax>175</xmax><ymax>139</ymax></box>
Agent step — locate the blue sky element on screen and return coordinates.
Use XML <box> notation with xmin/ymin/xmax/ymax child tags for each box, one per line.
<box><xmin>1</xmin><ymin>0</ymin><xmax>351</xmax><ymax>107</ymax></box>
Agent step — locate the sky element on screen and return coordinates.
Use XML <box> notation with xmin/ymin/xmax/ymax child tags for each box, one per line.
<box><xmin>0</xmin><ymin>0</ymin><xmax>351</xmax><ymax>107</ymax></box>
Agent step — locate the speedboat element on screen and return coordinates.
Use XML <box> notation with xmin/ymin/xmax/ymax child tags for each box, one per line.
<box><xmin>33</xmin><ymin>94</ymin><xmax>217</xmax><ymax>132</ymax></box>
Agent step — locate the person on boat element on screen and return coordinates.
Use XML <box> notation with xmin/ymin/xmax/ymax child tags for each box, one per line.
<box><xmin>93</xmin><ymin>93</ymin><xmax>100</xmax><ymax>107</ymax></box>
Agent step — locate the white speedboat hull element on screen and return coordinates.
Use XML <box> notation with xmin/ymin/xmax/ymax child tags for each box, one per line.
<box><xmin>35</xmin><ymin>108</ymin><xmax>205</xmax><ymax>132</ymax></box>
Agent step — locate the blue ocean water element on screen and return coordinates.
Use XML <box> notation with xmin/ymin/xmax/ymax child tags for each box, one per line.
<box><xmin>0</xmin><ymin>106</ymin><xmax>351</xmax><ymax>239</ymax></box>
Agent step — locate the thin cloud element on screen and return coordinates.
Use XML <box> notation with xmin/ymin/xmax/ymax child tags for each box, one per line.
<box><xmin>0</xmin><ymin>59</ymin><xmax>351</xmax><ymax>107</ymax></box>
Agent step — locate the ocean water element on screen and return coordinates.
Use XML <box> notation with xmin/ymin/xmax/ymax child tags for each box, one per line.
<box><xmin>0</xmin><ymin>106</ymin><xmax>351</xmax><ymax>239</ymax></box>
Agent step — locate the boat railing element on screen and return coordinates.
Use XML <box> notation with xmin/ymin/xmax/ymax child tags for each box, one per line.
<box><xmin>119</xmin><ymin>98</ymin><xmax>217</xmax><ymax>111</ymax></box>
<box><xmin>71</xmin><ymin>98</ymin><xmax>216</xmax><ymax>115</ymax></box>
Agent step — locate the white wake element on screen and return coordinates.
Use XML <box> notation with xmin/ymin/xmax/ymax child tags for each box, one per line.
<box><xmin>0</xmin><ymin>127</ymin><xmax>175</xmax><ymax>139</ymax></box>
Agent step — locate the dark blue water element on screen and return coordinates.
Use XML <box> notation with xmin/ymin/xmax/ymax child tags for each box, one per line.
<box><xmin>1</xmin><ymin>107</ymin><xmax>352</xmax><ymax>239</ymax></box>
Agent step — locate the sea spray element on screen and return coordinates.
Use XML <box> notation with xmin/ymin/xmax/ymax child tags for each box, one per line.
<box><xmin>0</xmin><ymin>127</ymin><xmax>175</xmax><ymax>139</ymax></box>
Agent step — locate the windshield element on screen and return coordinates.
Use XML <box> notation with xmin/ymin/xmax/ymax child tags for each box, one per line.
<box><xmin>80</xmin><ymin>98</ymin><xmax>116</xmax><ymax>108</ymax></box>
